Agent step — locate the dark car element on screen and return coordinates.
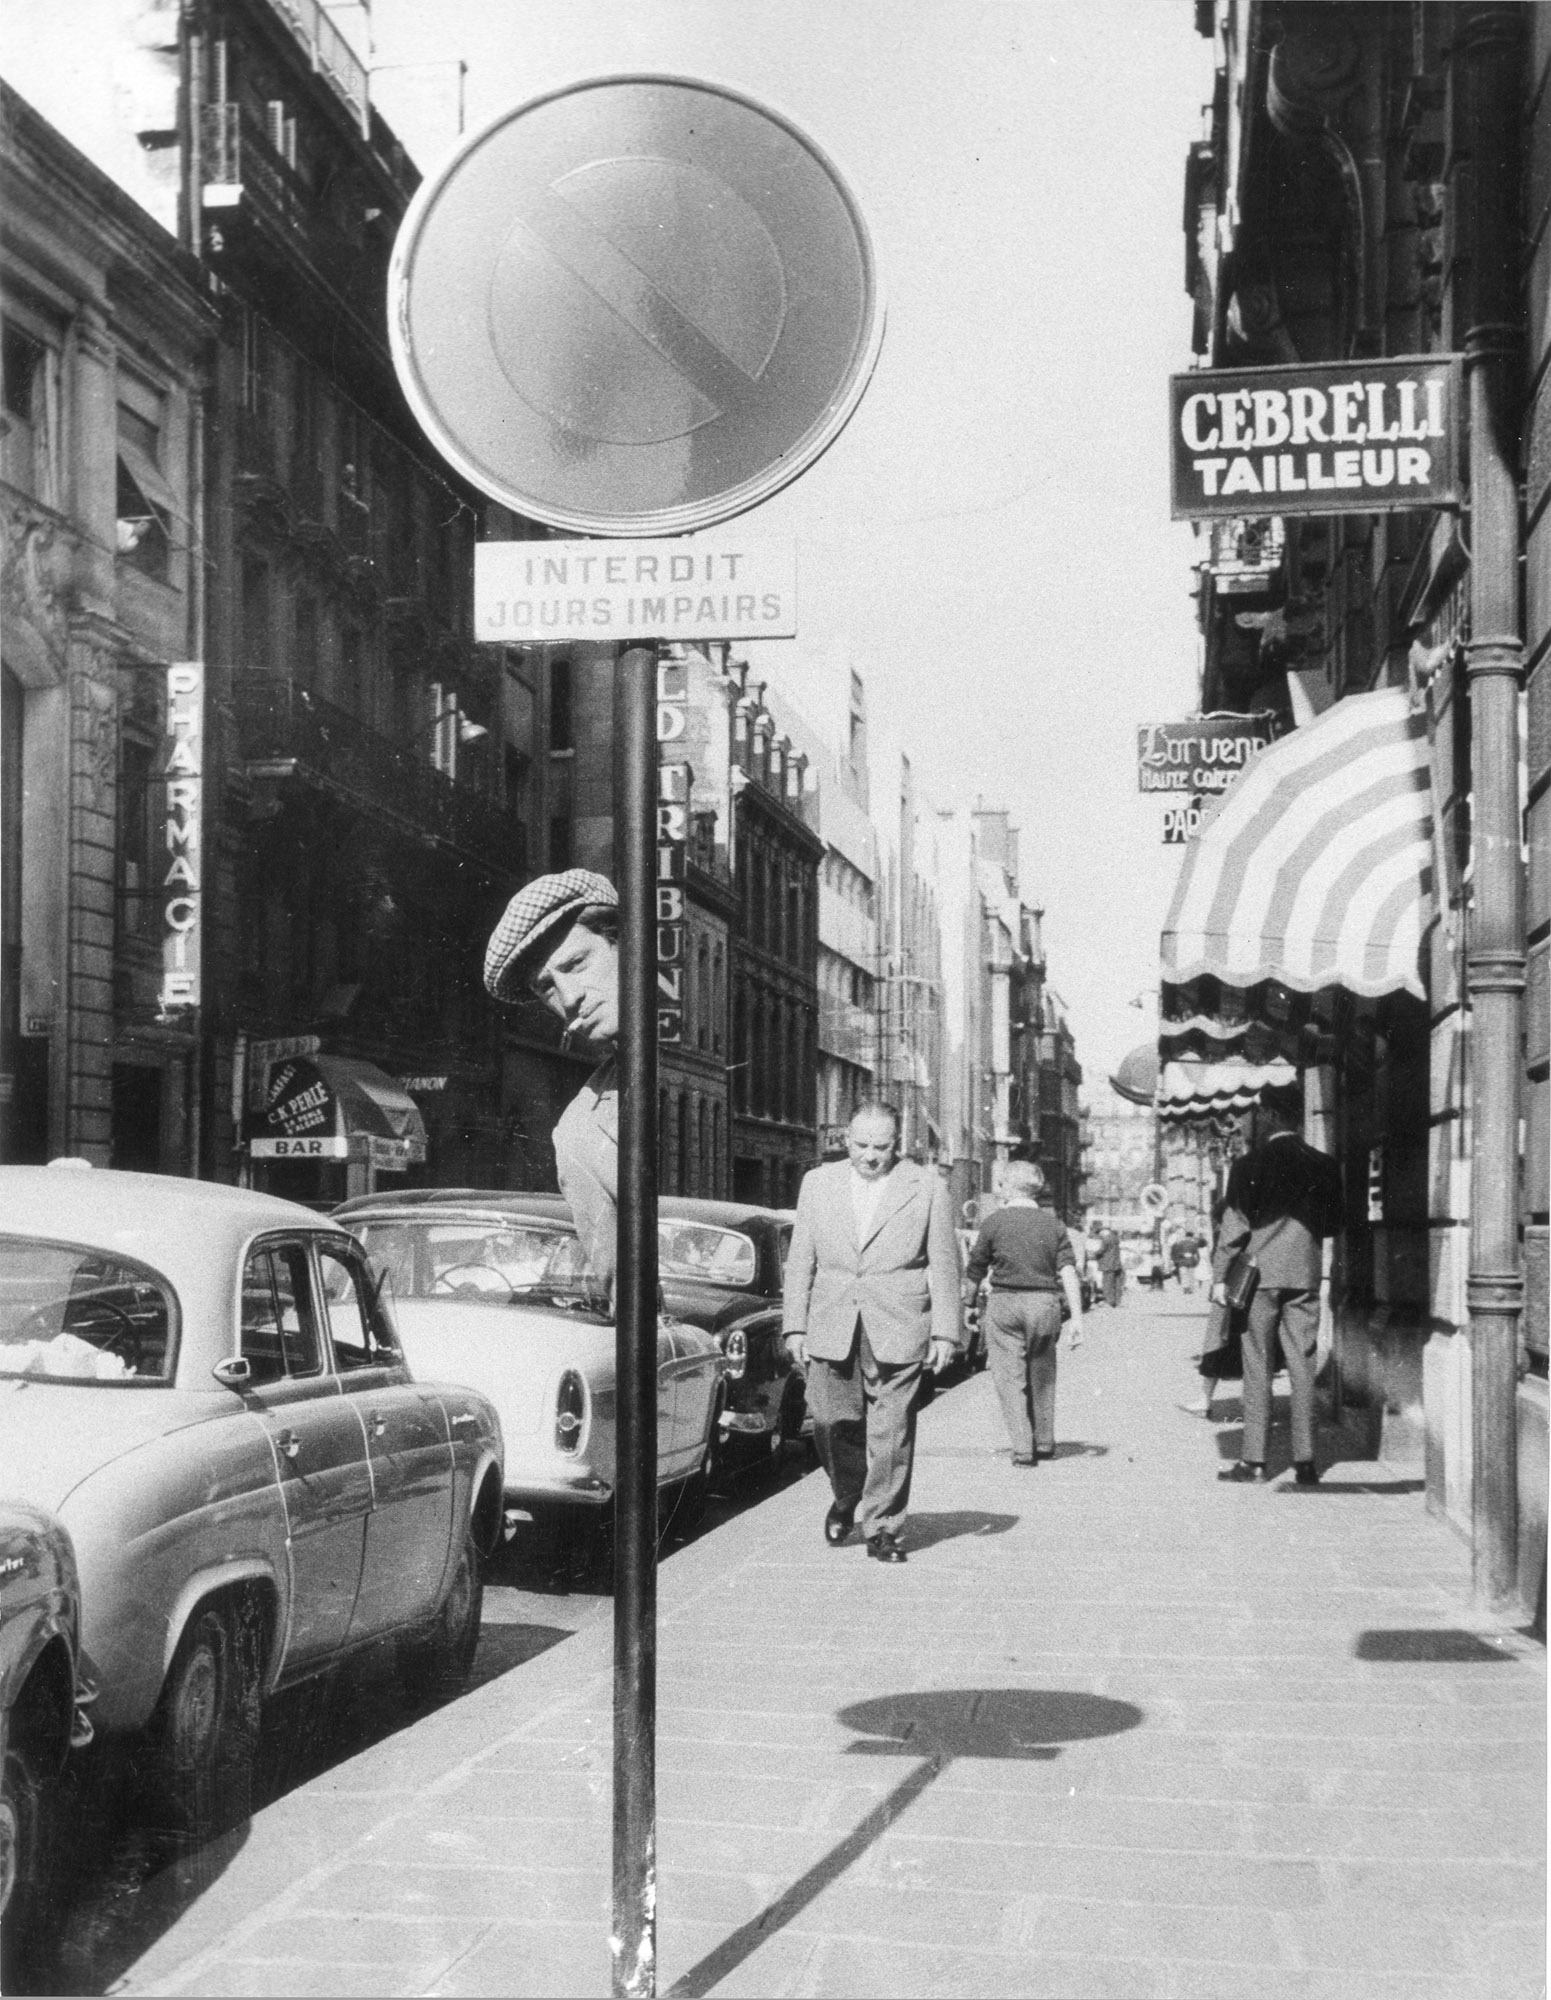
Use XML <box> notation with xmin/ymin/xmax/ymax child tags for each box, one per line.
<box><xmin>656</xmin><ymin>1199</ymin><xmax>805</xmax><ymax>1473</ymax></box>
<box><xmin>1</xmin><ymin>1503</ymin><xmax>95</xmax><ymax>1984</ymax></box>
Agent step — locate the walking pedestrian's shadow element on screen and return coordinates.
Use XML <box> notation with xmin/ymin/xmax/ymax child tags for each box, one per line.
<box><xmin>904</xmin><ymin>1510</ymin><xmax>1018</xmax><ymax>1551</ymax></box>
<box><xmin>666</xmin><ymin>1688</ymin><xmax>1143</xmax><ymax>1997</ymax></box>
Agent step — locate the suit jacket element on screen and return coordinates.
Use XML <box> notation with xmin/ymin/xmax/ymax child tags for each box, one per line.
<box><xmin>553</xmin><ymin>1058</ymin><xmax>617</xmax><ymax>1291</ymax></box>
<box><xmin>1214</xmin><ymin>1133</ymin><xmax>1343</xmax><ymax>1292</ymax></box>
<box><xmin>782</xmin><ymin>1158</ymin><xmax>963</xmax><ymax>1364</ymax></box>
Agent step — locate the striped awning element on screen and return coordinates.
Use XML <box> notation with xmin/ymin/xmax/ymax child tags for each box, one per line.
<box><xmin>1161</xmin><ymin>687</ymin><xmax>1433</xmax><ymax>1002</ymax></box>
<box><xmin>1157</xmin><ymin>1058</ymin><xmax>1296</xmax><ymax>1122</ymax></box>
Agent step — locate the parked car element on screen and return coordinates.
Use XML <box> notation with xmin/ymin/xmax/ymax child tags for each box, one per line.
<box><xmin>656</xmin><ymin>1198</ymin><xmax>806</xmax><ymax>1471</ymax></box>
<box><xmin>333</xmin><ymin>1190</ymin><xmax>726</xmax><ymax>1531</ymax></box>
<box><xmin>0</xmin><ymin>1503</ymin><xmax>93</xmax><ymax>1980</ymax></box>
<box><xmin>0</xmin><ymin>1165</ymin><xmax>504</xmax><ymax>1839</ymax></box>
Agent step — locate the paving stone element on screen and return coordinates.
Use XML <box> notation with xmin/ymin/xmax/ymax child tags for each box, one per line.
<box><xmin>110</xmin><ymin>1296</ymin><xmax>1545</xmax><ymax>2000</ymax></box>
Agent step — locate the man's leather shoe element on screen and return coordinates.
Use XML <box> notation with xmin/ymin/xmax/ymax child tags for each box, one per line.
<box><xmin>1010</xmin><ymin>1453</ymin><xmax>1037</xmax><ymax>1467</ymax></box>
<box><xmin>1217</xmin><ymin>1460</ymin><xmax>1267</xmax><ymax>1483</ymax></box>
<box><xmin>824</xmin><ymin>1504</ymin><xmax>854</xmax><ymax>1546</ymax></box>
<box><xmin>866</xmin><ymin>1531</ymin><xmax>906</xmax><ymax>1563</ymax></box>
<box><xmin>1294</xmin><ymin>1460</ymin><xmax>1320</xmax><ymax>1486</ymax></box>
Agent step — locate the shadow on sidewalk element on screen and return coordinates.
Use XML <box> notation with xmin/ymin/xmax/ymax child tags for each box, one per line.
<box><xmin>905</xmin><ymin>1510</ymin><xmax>1019</xmax><ymax>1551</ymax></box>
<box><xmin>666</xmin><ymin>1688</ymin><xmax>1144</xmax><ymax>1998</ymax></box>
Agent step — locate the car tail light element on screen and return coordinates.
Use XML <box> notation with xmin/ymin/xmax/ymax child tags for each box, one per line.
<box><xmin>555</xmin><ymin>1370</ymin><xmax>586</xmax><ymax>1453</ymax></box>
<box><xmin>723</xmin><ymin>1328</ymin><xmax>747</xmax><ymax>1380</ymax></box>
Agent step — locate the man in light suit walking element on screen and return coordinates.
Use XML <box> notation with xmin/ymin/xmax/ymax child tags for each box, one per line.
<box><xmin>782</xmin><ymin>1102</ymin><xmax>962</xmax><ymax>1564</ymax></box>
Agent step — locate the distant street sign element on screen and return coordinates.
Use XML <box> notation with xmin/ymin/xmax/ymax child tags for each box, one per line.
<box><xmin>1141</xmin><ymin>1183</ymin><xmax>1168</xmax><ymax>1213</ymax></box>
<box><xmin>475</xmin><ymin>535</ymin><xmax>796</xmax><ymax>641</ymax></box>
<box><xmin>389</xmin><ymin>74</ymin><xmax>884</xmax><ymax>536</ymax></box>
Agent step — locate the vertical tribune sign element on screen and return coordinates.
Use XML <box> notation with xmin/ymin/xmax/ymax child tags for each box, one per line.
<box><xmin>159</xmin><ymin>662</ymin><xmax>203</xmax><ymax>1010</ymax></box>
<box><xmin>656</xmin><ymin>658</ymin><xmax>689</xmax><ymax>1042</ymax></box>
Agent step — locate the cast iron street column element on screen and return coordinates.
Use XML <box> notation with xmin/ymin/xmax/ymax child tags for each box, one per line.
<box><xmin>612</xmin><ymin>642</ymin><xmax>659</xmax><ymax>1995</ymax></box>
<box><xmin>1457</xmin><ymin>4</ymin><xmax>1527</xmax><ymax>1610</ymax></box>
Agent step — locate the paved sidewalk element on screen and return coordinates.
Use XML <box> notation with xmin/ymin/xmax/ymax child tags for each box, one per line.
<box><xmin>110</xmin><ymin>1295</ymin><xmax>1544</xmax><ymax>2000</ymax></box>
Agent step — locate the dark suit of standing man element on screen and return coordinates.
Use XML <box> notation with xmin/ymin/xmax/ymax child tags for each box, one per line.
<box><xmin>1214</xmin><ymin>1080</ymin><xmax>1343</xmax><ymax>1487</ymax></box>
<box><xmin>783</xmin><ymin>1103</ymin><xmax>962</xmax><ymax>1564</ymax></box>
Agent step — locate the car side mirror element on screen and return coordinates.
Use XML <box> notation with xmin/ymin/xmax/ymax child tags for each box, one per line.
<box><xmin>212</xmin><ymin>1355</ymin><xmax>253</xmax><ymax>1390</ymax></box>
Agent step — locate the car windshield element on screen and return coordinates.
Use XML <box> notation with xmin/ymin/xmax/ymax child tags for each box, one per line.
<box><xmin>657</xmin><ymin>1220</ymin><xmax>758</xmax><ymax>1288</ymax></box>
<box><xmin>348</xmin><ymin>1217</ymin><xmax>606</xmax><ymax>1311</ymax></box>
<box><xmin>0</xmin><ymin>1237</ymin><xmax>177</xmax><ymax>1384</ymax></box>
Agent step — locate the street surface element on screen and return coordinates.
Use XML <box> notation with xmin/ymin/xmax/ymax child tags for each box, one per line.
<box><xmin>54</xmin><ymin>1294</ymin><xmax>1550</xmax><ymax>1998</ymax></box>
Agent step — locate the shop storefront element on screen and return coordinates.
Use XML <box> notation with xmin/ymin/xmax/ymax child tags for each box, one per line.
<box><xmin>246</xmin><ymin>1052</ymin><xmax>427</xmax><ymax>1209</ymax></box>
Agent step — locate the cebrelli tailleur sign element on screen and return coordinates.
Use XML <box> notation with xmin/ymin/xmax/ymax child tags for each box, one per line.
<box><xmin>1169</xmin><ymin>356</ymin><xmax>1462</xmax><ymax>520</ymax></box>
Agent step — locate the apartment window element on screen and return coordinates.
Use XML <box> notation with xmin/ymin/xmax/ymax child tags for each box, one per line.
<box><xmin>2</xmin><ymin>320</ymin><xmax>55</xmax><ymax>502</ymax></box>
<box><xmin>696</xmin><ymin>938</ymin><xmax>710</xmax><ymax>1051</ymax></box>
<box><xmin>549</xmin><ymin>814</ymin><xmax>572</xmax><ymax>871</ymax></box>
<box><xmin>549</xmin><ymin>657</ymin><xmax>574</xmax><ymax>751</ymax></box>
<box><xmin>119</xmin><ymin>736</ymin><xmax>157</xmax><ymax>941</ymax></box>
<box><xmin>242</xmin><ymin>557</ymin><xmax>271</xmax><ymax>671</ymax></box>
<box><xmin>265</xmin><ymin>98</ymin><xmax>297</xmax><ymax>167</ymax></box>
<box><xmin>430</xmin><ymin>682</ymin><xmax>458</xmax><ymax>778</ymax></box>
<box><xmin>116</xmin><ymin>379</ymin><xmax>175</xmax><ymax>582</ymax></box>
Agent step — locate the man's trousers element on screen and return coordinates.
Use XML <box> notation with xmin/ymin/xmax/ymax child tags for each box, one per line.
<box><xmin>984</xmin><ymin>1290</ymin><xmax>1063</xmax><ymax>1456</ymax></box>
<box><xmin>805</xmin><ymin>1320</ymin><xmax>922</xmax><ymax>1537</ymax></box>
<box><xmin>1241</xmin><ymin>1285</ymin><xmax>1319</xmax><ymax>1465</ymax></box>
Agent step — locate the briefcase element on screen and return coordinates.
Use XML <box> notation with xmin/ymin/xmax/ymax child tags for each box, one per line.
<box><xmin>1222</xmin><ymin>1250</ymin><xmax>1259</xmax><ymax>1313</ymax></box>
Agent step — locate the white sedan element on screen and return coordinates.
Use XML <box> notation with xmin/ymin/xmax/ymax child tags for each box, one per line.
<box><xmin>335</xmin><ymin>1191</ymin><xmax>725</xmax><ymax>1534</ymax></box>
<box><xmin>0</xmin><ymin>1165</ymin><xmax>504</xmax><ymax>1837</ymax></box>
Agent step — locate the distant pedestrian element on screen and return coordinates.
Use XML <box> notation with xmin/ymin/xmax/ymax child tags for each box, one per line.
<box><xmin>964</xmin><ymin>1161</ymin><xmax>1084</xmax><ymax>1464</ymax></box>
<box><xmin>1214</xmin><ymin>1081</ymin><xmax>1343</xmax><ymax>1487</ymax></box>
<box><xmin>1170</xmin><ymin>1227</ymin><xmax>1203</xmax><ymax>1294</ymax></box>
<box><xmin>782</xmin><ymin>1103</ymin><xmax>962</xmax><ymax>1564</ymax></box>
<box><xmin>1097</xmin><ymin>1226</ymin><xmax>1124</xmax><ymax>1308</ymax></box>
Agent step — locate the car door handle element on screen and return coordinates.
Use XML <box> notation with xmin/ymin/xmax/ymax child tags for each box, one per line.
<box><xmin>368</xmin><ymin>1412</ymin><xmax>388</xmax><ymax>1437</ymax></box>
<box><xmin>451</xmin><ymin>1413</ymin><xmax>476</xmax><ymax>1430</ymax></box>
<box><xmin>275</xmin><ymin>1428</ymin><xmax>301</xmax><ymax>1461</ymax></box>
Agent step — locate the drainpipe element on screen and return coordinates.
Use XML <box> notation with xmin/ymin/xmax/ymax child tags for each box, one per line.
<box><xmin>1454</xmin><ymin>5</ymin><xmax>1526</xmax><ymax>1611</ymax></box>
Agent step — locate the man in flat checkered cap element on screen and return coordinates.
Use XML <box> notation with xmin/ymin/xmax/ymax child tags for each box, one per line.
<box><xmin>485</xmin><ymin>869</ymin><xmax>621</xmax><ymax>1294</ymax></box>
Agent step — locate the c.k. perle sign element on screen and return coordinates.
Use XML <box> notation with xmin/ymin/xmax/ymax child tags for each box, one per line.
<box><xmin>1169</xmin><ymin>356</ymin><xmax>1462</xmax><ymax>520</ymax></box>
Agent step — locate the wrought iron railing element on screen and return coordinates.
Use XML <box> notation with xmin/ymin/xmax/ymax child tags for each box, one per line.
<box><xmin>232</xmin><ymin>670</ymin><xmax>525</xmax><ymax>876</ymax></box>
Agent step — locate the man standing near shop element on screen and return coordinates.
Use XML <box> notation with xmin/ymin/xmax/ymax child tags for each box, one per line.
<box><xmin>1097</xmin><ymin>1224</ymin><xmax>1125</xmax><ymax>1308</ymax></box>
<box><xmin>782</xmin><ymin>1103</ymin><xmax>962</xmax><ymax>1564</ymax></box>
<box><xmin>1214</xmin><ymin>1080</ymin><xmax>1344</xmax><ymax>1487</ymax></box>
<box><xmin>483</xmin><ymin>869</ymin><xmax>622</xmax><ymax>1292</ymax></box>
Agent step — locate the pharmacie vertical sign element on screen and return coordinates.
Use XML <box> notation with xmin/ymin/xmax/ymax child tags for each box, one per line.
<box><xmin>159</xmin><ymin>662</ymin><xmax>203</xmax><ymax>1010</ymax></box>
<box><xmin>656</xmin><ymin>658</ymin><xmax>689</xmax><ymax>1044</ymax></box>
<box><xmin>1169</xmin><ymin>356</ymin><xmax>1462</xmax><ymax>519</ymax></box>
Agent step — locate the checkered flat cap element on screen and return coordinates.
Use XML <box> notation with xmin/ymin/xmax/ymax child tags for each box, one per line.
<box><xmin>484</xmin><ymin>869</ymin><xmax>619</xmax><ymax>1002</ymax></box>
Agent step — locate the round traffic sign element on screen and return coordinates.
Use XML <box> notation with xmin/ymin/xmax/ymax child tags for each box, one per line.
<box><xmin>389</xmin><ymin>75</ymin><xmax>884</xmax><ymax>536</ymax></box>
<box><xmin>1141</xmin><ymin>1182</ymin><xmax>1168</xmax><ymax>1214</ymax></box>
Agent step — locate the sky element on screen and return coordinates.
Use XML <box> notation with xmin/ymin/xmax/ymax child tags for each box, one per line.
<box><xmin>361</xmin><ymin>0</ymin><xmax>1216</xmax><ymax>1085</ymax></box>
<box><xmin>0</xmin><ymin>0</ymin><xmax>1215</xmax><ymax>1087</ymax></box>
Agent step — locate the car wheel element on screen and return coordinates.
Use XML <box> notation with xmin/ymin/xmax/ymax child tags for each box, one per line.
<box><xmin>0</xmin><ymin>1717</ymin><xmax>59</xmax><ymax>1985</ymax></box>
<box><xmin>153</xmin><ymin>1601</ymin><xmax>256</xmax><ymax>1842</ymax></box>
<box><xmin>396</xmin><ymin>1528</ymin><xmax>483</xmax><ymax>1707</ymax></box>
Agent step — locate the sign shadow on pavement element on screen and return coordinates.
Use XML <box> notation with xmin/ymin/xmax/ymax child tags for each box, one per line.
<box><xmin>667</xmin><ymin>1689</ymin><xmax>1144</xmax><ymax>1998</ymax></box>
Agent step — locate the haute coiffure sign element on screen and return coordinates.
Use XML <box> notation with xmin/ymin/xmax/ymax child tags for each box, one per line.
<box><xmin>1169</xmin><ymin>356</ymin><xmax>1462</xmax><ymax>520</ymax></box>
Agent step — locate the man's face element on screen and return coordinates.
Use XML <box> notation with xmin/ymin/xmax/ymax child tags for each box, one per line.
<box><xmin>530</xmin><ymin>920</ymin><xmax>619</xmax><ymax>1048</ymax></box>
<box><xmin>846</xmin><ymin>1109</ymin><xmax>900</xmax><ymax>1181</ymax></box>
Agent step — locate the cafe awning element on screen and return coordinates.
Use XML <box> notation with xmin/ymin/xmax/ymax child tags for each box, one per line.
<box><xmin>1157</xmin><ymin>1057</ymin><xmax>1297</xmax><ymax>1122</ymax></box>
<box><xmin>1161</xmin><ymin>687</ymin><xmax>1433</xmax><ymax>1004</ymax></box>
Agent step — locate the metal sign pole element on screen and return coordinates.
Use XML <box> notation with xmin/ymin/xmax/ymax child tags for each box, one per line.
<box><xmin>612</xmin><ymin>640</ymin><xmax>659</xmax><ymax>2000</ymax></box>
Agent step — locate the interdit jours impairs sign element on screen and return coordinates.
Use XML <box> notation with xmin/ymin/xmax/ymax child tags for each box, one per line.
<box><xmin>1178</xmin><ymin>376</ymin><xmax>1447</xmax><ymax>499</ymax></box>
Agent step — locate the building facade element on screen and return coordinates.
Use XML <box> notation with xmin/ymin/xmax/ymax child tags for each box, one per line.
<box><xmin>1</xmin><ymin>81</ymin><xmax>216</xmax><ymax>1171</ymax></box>
<box><xmin>1178</xmin><ymin>0</ymin><xmax>1545</xmax><ymax>1616</ymax></box>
